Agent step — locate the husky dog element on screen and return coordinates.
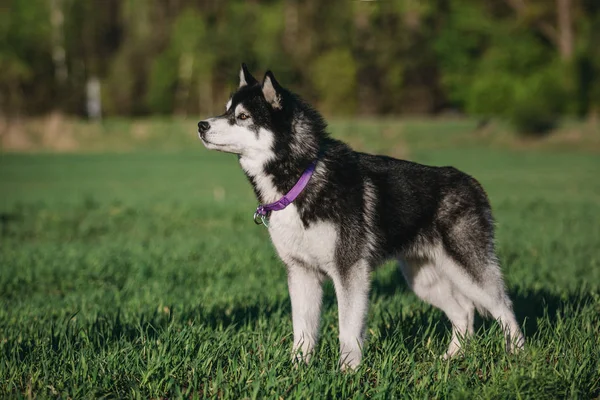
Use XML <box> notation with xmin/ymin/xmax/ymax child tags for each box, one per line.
<box><xmin>197</xmin><ymin>64</ymin><xmax>524</xmax><ymax>370</ymax></box>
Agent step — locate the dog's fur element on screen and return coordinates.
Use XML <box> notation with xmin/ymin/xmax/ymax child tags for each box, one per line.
<box><xmin>197</xmin><ymin>64</ymin><xmax>524</xmax><ymax>369</ymax></box>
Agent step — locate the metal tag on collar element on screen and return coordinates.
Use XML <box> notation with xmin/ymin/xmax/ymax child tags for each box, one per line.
<box><xmin>253</xmin><ymin>211</ymin><xmax>270</xmax><ymax>227</ymax></box>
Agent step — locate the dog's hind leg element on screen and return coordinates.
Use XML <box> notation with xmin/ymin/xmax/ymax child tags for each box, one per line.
<box><xmin>436</xmin><ymin>252</ymin><xmax>524</xmax><ymax>353</ymax></box>
<box><xmin>486</xmin><ymin>288</ymin><xmax>524</xmax><ymax>353</ymax></box>
<box><xmin>399</xmin><ymin>258</ymin><xmax>475</xmax><ymax>358</ymax></box>
<box><xmin>444</xmin><ymin>288</ymin><xmax>476</xmax><ymax>358</ymax></box>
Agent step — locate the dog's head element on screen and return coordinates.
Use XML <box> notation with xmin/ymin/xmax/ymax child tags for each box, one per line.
<box><xmin>198</xmin><ymin>64</ymin><xmax>326</xmax><ymax>173</ymax></box>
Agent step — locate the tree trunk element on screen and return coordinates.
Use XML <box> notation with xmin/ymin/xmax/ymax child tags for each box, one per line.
<box><xmin>86</xmin><ymin>77</ymin><xmax>102</xmax><ymax>120</ymax></box>
<box><xmin>176</xmin><ymin>54</ymin><xmax>194</xmax><ymax>116</ymax></box>
<box><xmin>50</xmin><ymin>0</ymin><xmax>68</xmax><ymax>83</ymax></box>
<box><xmin>198</xmin><ymin>71</ymin><xmax>213</xmax><ymax>117</ymax></box>
<box><xmin>557</xmin><ymin>0</ymin><xmax>574</xmax><ymax>61</ymax></box>
<box><xmin>283</xmin><ymin>0</ymin><xmax>298</xmax><ymax>54</ymax></box>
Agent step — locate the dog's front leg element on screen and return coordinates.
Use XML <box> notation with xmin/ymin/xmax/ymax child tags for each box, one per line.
<box><xmin>287</xmin><ymin>263</ymin><xmax>324</xmax><ymax>364</ymax></box>
<box><xmin>334</xmin><ymin>260</ymin><xmax>370</xmax><ymax>371</ymax></box>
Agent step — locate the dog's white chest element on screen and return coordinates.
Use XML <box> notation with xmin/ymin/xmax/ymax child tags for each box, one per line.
<box><xmin>267</xmin><ymin>205</ymin><xmax>337</xmax><ymax>270</ymax></box>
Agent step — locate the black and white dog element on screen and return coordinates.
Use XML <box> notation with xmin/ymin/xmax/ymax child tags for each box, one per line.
<box><xmin>197</xmin><ymin>64</ymin><xmax>524</xmax><ymax>370</ymax></box>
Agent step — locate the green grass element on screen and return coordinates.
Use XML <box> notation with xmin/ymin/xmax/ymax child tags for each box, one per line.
<box><xmin>1</xmin><ymin>120</ymin><xmax>600</xmax><ymax>398</ymax></box>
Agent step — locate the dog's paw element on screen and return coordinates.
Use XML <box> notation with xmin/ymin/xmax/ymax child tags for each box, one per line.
<box><xmin>506</xmin><ymin>335</ymin><xmax>525</xmax><ymax>354</ymax></box>
<box><xmin>442</xmin><ymin>345</ymin><xmax>462</xmax><ymax>360</ymax></box>
<box><xmin>338</xmin><ymin>352</ymin><xmax>361</xmax><ymax>372</ymax></box>
<box><xmin>291</xmin><ymin>350</ymin><xmax>311</xmax><ymax>368</ymax></box>
<box><xmin>339</xmin><ymin>361</ymin><xmax>360</xmax><ymax>372</ymax></box>
<box><xmin>441</xmin><ymin>351</ymin><xmax>457</xmax><ymax>361</ymax></box>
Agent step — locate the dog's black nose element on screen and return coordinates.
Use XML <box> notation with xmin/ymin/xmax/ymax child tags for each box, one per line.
<box><xmin>198</xmin><ymin>121</ymin><xmax>210</xmax><ymax>133</ymax></box>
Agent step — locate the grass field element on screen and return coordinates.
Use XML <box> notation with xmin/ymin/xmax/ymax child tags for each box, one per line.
<box><xmin>1</xmin><ymin>119</ymin><xmax>600</xmax><ymax>398</ymax></box>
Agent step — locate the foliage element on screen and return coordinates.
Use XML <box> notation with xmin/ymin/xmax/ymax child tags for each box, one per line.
<box><xmin>509</xmin><ymin>66</ymin><xmax>567</xmax><ymax>135</ymax></box>
<box><xmin>466</xmin><ymin>61</ymin><xmax>567</xmax><ymax>135</ymax></box>
<box><xmin>311</xmin><ymin>49</ymin><xmax>357</xmax><ymax>115</ymax></box>
<box><xmin>146</xmin><ymin>48</ymin><xmax>179</xmax><ymax>115</ymax></box>
<box><xmin>1</xmin><ymin>0</ymin><xmax>600</xmax><ymax>122</ymax></box>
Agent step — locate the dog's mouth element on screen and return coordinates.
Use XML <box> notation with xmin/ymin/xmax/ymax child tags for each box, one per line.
<box><xmin>198</xmin><ymin>131</ymin><xmax>225</xmax><ymax>151</ymax></box>
<box><xmin>198</xmin><ymin>130</ymin><xmax>214</xmax><ymax>145</ymax></box>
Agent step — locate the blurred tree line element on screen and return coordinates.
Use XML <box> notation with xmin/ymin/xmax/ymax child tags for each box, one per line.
<box><xmin>1</xmin><ymin>0</ymin><xmax>599</xmax><ymax>127</ymax></box>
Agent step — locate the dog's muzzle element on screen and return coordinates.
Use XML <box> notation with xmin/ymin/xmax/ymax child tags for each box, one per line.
<box><xmin>197</xmin><ymin>120</ymin><xmax>210</xmax><ymax>139</ymax></box>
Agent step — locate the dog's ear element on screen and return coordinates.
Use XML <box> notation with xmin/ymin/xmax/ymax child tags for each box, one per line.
<box><xmin>262</xmin><ymin>71</ymin><xmax>282</xmax><ymax>109</ymax></box>
<box><xmin>239</xmin><ymin>63</ymin><xmax>258</xmax><ymax>88</ymax></box>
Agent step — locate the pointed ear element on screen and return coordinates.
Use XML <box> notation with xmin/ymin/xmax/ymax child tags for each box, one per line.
<box><xmin>262</xmin><ymin>71</ymin><xmax>283</xmax><ymax>109</ymax></box>
<box><xmin>239</xmin><ymin>63</ymin><xmax>258</xmax><ymax>88</ymax></box>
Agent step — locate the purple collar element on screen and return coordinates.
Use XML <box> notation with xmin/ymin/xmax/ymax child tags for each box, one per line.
<box><xmin>253</xmin><ymin>159</ymin><xmax>318</xmax><ymax>227</ymax></box>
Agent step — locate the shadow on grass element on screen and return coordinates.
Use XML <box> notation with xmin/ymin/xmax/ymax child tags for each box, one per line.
<box><xmin>182</xmin><ymin>271</ymin><xmax>588</xmax><ymax>346</ymax></box>
<box><xmin>506</xmin><ymin>288</ymin><xmax>590</xmax><ymax>338</ymax></box>
<box><xmin>179</xmin><ymin>299</ymin><xmax>290</xmax><ymax>330</ymax></box>
<box><xmin>6</xmin><ymin>301</ymin><xmax>289</xmax><ymax>362</ymax></box>
<box><xmin>7</xmin><ymin>275</ymin><xmax>587</xmax><ymax>364</ymax></box>
<box><xmin>368</xmin><ymin>268</ymin><xmax>591</xmax><ymax>345</ymax></box>
<box><xmin>370</xmin><ymin>270</ymin><xmax>452</xmax><ymax>347</ymax></box>
<box><xmin>3</xmin><ymin>309</ymin><xmax>175</xmax><ymax>362</ymax></box>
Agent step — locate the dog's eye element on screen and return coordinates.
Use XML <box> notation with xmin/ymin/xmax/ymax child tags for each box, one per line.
<box><xmin>237</xmin><ymin>113</ymin><xmax>249</xmax><ymax>120</ymax></box>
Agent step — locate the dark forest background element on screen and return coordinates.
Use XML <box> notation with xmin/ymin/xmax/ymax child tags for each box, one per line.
<box><xmin>1</xmin><ymin>0</ymin><xmax>599</xmax><ymax>127</ymax></box>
